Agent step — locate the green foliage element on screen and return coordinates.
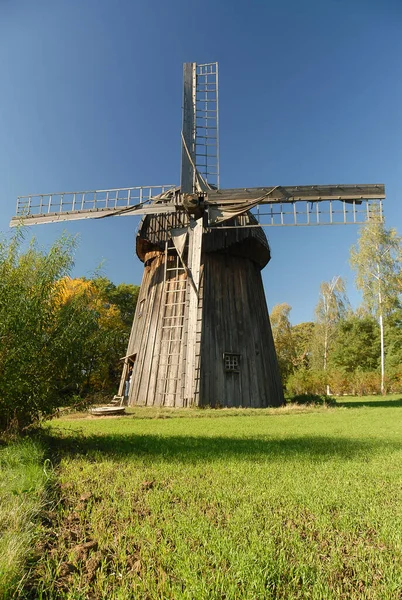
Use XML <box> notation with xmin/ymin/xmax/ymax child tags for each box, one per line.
<box><xmin>311</xmin><ymin>277</ymin><xmax>349</xmax><ymax>370</ymax></box>
<box><xmin>330</xmin><ymin>315</ymin><xmax>380</xmax><ymax>373</ymax></box>
<box><xmin>350</xmin><ymin>215</ymin><xmax>402</xmax><ymax>394</ymax></box>
<box><xmin>286</xmin><ymin>368</ymin><xmax>327</xmax><ymax>396</ymax></box>
<box><xmin>327</xmin><ymin>368</ymin><xmax>350</xmax><ymax>396</ymax></box>
<box><xmin>289</xmin><ymin>393</ymin><xmax>336</xmax><ymax>406</ymax></box>
<box><xmin>350</xmin><ymin>214</ymin><xmax>402</xmax><ymax>318</ymax></box>
<box><xmin>291</xmin><ymin>321</ymin><xmax>315</xmax><ymax>369</ymax></box>
<box><xmin>270</xmin><ymin>303</ymin><xmax>296</xmax><ymax>382</ymax></box>
<box><xmin>384</xmin><ymin>309</ymin><xmax>402</xmax><ymax>373</ymax></box>
<box><xmin>0</xmin><ymin>231</ymin><xmax>80</xmax><ymax>430</ymax></box>
<box><xmin>0</xmin><ymin>232</ymin><xmax>138</xmax><ymax>432</ymax></box>
<box><xmin>92</xmin><ymin>277</ymin><xmax>139</xmax><ymax>328</ymax></box>
<box><xmin>386</xmin><ymin>366</ymin><xmax>402</xmax><ymax>394</ymax></box>
<box><xmin>351</xmin><ymin>370</ymin><xmax>381</xmax><ymax>396</ymax></box>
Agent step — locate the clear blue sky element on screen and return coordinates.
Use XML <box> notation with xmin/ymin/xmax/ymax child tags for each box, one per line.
<box><xmin>1</xmin><ymin>0</ymin><xmax>401</xmax><ymax>324</ymax></box>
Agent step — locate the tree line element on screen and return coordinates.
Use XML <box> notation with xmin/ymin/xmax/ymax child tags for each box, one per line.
<box><xmin>271</xmin><ymin>213</ymin><xmax>402</xmax><ymax>396</ymax></box>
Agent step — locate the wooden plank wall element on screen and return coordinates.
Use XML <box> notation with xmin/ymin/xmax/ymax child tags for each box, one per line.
<box><xmin>126</xmin><ymin>254</ymin><xmax>165</xmax><ymax>406</ymax></box>
<box><xmin>199</xmin><ymin>253</ymin><xmax>284</xmax><ymax>408</ymax></box>
<box><xmin>125</xmin><ymin>251</ymin><xmax>191</xmax><ymax>408</ymax></box>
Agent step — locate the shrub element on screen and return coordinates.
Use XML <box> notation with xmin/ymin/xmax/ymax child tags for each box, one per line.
<box><xmin>286</xmin><ymin>369</ymin><xmax>327</xmax><ymax>396</ymax></box>
<box><xmin>327</xmin><ymin>369</ymin><xmax>351</xmax><ymax>396</ymax></box>
<box><xmin>352</xmin><ymin>371</ymin><xmax>381</xmax><ymax>396</ymax></box>
<box><xmin>290</xmin><ymin>393</ymin><xmax>336</xmax><ymax>407</ymax></box>
<box><xmin>0</xmin><ymin>230</ymin><xmax>138</xmax><ymax>432</ymax></box>
<box><xmin>0</xmin><ymin>232</ymin><xmax>119</xmax><ymax>432</ymax></box>
<box><xmin>0</xmin><ymin>231</ymin><xmax>76</xmax><ymax>431</ymax></box>
<box><xmin>386</xmin><ymin>366</ymin><xmax>402</xmax><ymax>393</ymax></box>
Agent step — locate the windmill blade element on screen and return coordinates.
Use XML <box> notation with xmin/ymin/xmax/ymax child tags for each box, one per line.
<box><xmin>10</xmin><ymin>185</ymin><xmax>178</xmax><ymax>227</ymax></box>
<box><xmin>206</xmin><ymin>184</ymin><xmax>386</xmax><ymax>226</ymax></box>
<box><xmin>194</xmin><ymin>63</ymin><xmax>219</xmax><ymax>190</ymax></box>
<box><xmin>207</xmin><ymin>184</ymin><xmax>385</xmax><ymax>204</ymax></box>
<box><xmin>181</xmin><ymin>62</ymin><xmax>219</xmax><ymax>194</ymax></box>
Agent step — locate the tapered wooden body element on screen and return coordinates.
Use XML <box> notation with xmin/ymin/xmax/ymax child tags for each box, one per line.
<box><xmin>121</xmin><ymin>214</ymin><xmax>284</xmax><ymax>408</ymax></box>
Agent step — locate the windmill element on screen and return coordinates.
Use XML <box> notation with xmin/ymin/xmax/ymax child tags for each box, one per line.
<box><xmin>11</xmin><ymin>62</ymin><xmax>385</xmax><ymax>409</ymax></box>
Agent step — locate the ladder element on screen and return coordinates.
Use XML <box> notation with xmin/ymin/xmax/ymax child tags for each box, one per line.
<box><xmin>156</xmin><ymin>242</ymin><xmax>187</xmax><ymax>406</ymax></box>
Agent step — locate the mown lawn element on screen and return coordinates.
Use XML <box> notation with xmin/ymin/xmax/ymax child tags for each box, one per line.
<box><xmin>3</xmin><ymin>397</ymin><xmax>402</xmax><ymax>599</ymax></box>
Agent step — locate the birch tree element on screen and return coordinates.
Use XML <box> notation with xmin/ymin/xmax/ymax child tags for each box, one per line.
<box><xmin>350</xmin><ymin>214</ymin><xmax>402</xmax><ymax>394</ymax></box>
<box><xmin>313</xmin><ymin>276</ymin><xmax>349</xmax><ymax>372</ymax></box>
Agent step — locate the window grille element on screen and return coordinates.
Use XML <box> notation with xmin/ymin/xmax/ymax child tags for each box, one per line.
<box><xmin>223</xmin><ymin>352</ymin><xmax>240</xmax><ymax>373</ymax></box>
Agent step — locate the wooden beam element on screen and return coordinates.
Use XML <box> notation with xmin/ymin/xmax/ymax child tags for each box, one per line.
<box><xmin>184</xmin><ymin>217</ymin><xmax>203</xmax><ymax>403</ymax></box>
<box><xmin>181</xmin><ymin>63</ymin><xmax>196</xmax><ymax>194</ymax></box>
<box><xmin>207</xmin><ymin>184</ymin><xmax>386</xmax><ymax>205</ymax></box>
<box><xmin>9</xmin><ymin>204</ymin><xmax>177</xmax><ymax>227</ymax></box>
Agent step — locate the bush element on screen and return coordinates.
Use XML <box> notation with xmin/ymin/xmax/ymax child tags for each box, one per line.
<box><xmin>351</xmin><ymin>371</ymin><xmax>381</xmax><ymax>396</ymax></box>
<box><xmin>385</xmin><ymin>366</ymin><xmax>402</xmax><ymax>393</ymax></box>
<box><xmin>327</xmin><ymin>369</ymin><xmax>351</xmax><ymax>396</ymax></box>
<box><xmin>289</xmin><ymin>393</ymin><xmax>336</xmax><ymax>407</ymax></box>
<box><xmin>286</xmin><ymin>369</ymin><xmax>327</xmax><ymax>396</ymax></box>
<box><xmin>0</xmin><ymin>231</ymin><xmax>77</xmax><ymax>431</ymax></box>
<box><xmin>0</xmin><ymin>230</ymin><xmax>139</xmax><ymax>432</ymax></box>
<box><xmin>0</xmin><ymin>231</ymin><xmax>124</xmax><ymax>432</ymax></box>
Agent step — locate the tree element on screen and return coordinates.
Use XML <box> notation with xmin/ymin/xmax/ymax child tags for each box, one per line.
<box><xmin>330</xmin><ymin>315</ymin><xmax>380</xmax><ymax>373</ymax></box>
<box><xmin>312</xmin><ymin>277</ymin><xmax>349</xmax><ymax>372</ymax></box>
<box><xmin>92</xmin><ymin>277</ymin><xmax>139</xmax><ymax>328</ymax></box>
<box><xmin>0</xmin><ymin>230</ymin><xmax>79</xmax><ymax>430</ymax></box>
<box><xmin>270</xmin><ymin>303</ymin><xmax>296</xmax><ymax>382</ymax></box>
<box><xmin>350</xmin><ymin>214</ymin><xmax>402</xmax><ymax>394</ymax></box>
<box><xmin>56</xmin><ymin>277</ymin><xmax>128</xmax><ymax>392</ymax></box>
<box><xmin>291</xmin><ymin>321</ymin><xmax>315</xmax><ymax>370</ymax></box>
<box><xmin>0</xmin><ymin>231</ymin><xmax>139</xmax><ymax>432</ymax></box>
<box><xmin>384</xmin><ymin>308</ymin><xmax>402</xmax><ymax>381</ymax></box>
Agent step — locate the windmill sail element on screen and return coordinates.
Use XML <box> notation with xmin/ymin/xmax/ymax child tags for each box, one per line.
<box><xmin>10</xmin><ymin>185</ymin><xmax>177</xmax><ymax>227</ymax></box>
<box><xmin>181</xmin><ymin>62</ymin><xmax>219</xmax><ymax>193</ymax></box>
<box><xmin>206</xmin><ymin>184</ymin><xmax>385</xmax><ymax>226</ymax></box>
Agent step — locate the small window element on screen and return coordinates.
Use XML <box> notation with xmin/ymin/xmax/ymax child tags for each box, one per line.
<box><xmin>223</xmin><ymin>352</ymin><xmax>241</xmax><ymax>373</ymax></box>
<box><xmin>138</xmin><ymin>299</ymin><xmax>145</xmax><ymax>317</ymax></box>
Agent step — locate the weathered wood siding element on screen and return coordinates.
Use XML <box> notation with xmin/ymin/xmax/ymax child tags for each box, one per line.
<box><xmin>125</xmin><ymin>253</ymin><xmax>192</xmax><ymax>407</ymax></box>
<box><xmin>199</xmin><ymin>253</ymin><xmax>284</xmax><ymax>407</ymax></box>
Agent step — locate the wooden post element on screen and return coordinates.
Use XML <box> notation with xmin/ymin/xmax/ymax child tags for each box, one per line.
<box><xmin>181</xmin><ymin>63</ymin><xmax>196</xmax><ymax>194</ymax></box>
<box><xmin>184</xmin><ymin>217</ymin><xmax>203</xmax><ymax>403</ymax></box>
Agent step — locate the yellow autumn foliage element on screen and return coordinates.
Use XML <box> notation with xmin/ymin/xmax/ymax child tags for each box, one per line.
<box><xmin>55</xmin><ymin>277</ymin><xmax>123</xmax><ymax>330</ymax></box>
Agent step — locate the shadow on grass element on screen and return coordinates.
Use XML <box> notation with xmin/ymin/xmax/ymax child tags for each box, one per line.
<box><xmin>337</xmin><ymin>398</ymin><xmax>402</xmax><ymax>409</ymax></box>
<box><xmin>41</xmin><ymin>431</ymin><xmax>401</xmax><ymax>465</ymax></box>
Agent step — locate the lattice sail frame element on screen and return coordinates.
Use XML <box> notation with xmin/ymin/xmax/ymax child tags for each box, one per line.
<box><xmin>11</xmin><ymin>185</ymin><xmax>177</xmax><ymax>226</ymax></box>
<box><xmin>195</xmin><ymin>63</ymin><xmax>219</xmax><ymax>190</ymax></box>
<box><xmin>180</xmin><ymin>62</ymin><xmax>219</xmax><ymax>194</ymax></box>
<box><xmin>207</xmin><ymin>198</ymin><xmax>385</xmax><ymax>229</ymax></box>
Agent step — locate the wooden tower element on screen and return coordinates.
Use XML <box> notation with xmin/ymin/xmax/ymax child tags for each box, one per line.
<box><xmin>119</xmin><ymin>211</ymin><xmax>283</xmax><ymax>407</ymax></box>
<box><xmin>10</xmin><ymin>62</ymin><xmax>386</xmax><ymax>409</ymax></box>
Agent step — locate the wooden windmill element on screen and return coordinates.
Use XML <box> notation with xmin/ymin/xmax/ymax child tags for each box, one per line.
<box><xmin>11</xmin><ymin>62</ymin><xmax>385</xmax><ymax>409</ymax></box>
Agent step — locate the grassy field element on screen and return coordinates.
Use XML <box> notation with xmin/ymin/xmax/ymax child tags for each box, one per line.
<box><xmin>2</xmin><ymin>396</ymin><xmax>402</xmax><ymax>599</ymax></box>
<box><xmin>0</xmin><ymin>439</ymin><xmax>50</xmax><ymax>600</ymax></box>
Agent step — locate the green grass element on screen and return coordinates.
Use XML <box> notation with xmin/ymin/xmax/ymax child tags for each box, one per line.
<box><xmin>0</xmin><ymin>438</ymin><xmax>49</xmax><ymax>600</ymax></box>
<box><xmin>19</xmin><ymin>396</ymin><xmax>401</xmax><ymax>599</ymax></box>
